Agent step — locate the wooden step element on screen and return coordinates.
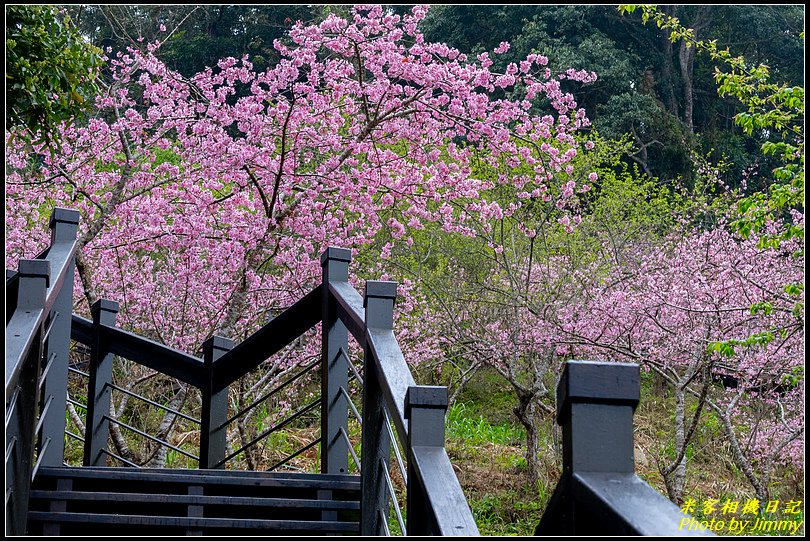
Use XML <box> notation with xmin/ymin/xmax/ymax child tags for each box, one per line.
<box><xmin>27</xmin><ymin>467</ymin><xmax>361</xmax><ymax>535</ymax></box>
<box><xmin>29</xmin><ymin>490</ymin><xmax>360</xmax><ymax>511</ymax></box>
<box><xmin>28</xmin><ymin>512</ymin><xmax>359</xmax><ymax>532</ymax></box>
<box><xmin>34</xmin><ymin>466</ymin><xmax>361</xmax><ymax>491</ymax></box>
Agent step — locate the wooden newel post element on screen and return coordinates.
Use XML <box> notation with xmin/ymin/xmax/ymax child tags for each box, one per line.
<box><xmin>361</xmin><ymin>280</ymin><xmax>397</xmax><ymax>536</ymax></box>
<box><xmin>557</xmin><ymin>360</ymin><xmax>640</xmax><ymax>476</ymax></box>
<box><xmin>6</xmin><ymin>259</ymin><xmax>50</xmax><ymax>535</ymax></box>
<box><xmin>84</xmin><ymin>299</ymin><xmax>119</xmax><ymax>466</ymax></box>
<box><xmin>40</xmin><ymin>208</ymin><xmax>80</xmax><ymax>467</ymax></box>
<box><xmin>405</xmin><ymin>385</ymin><xmax>448</xmax><ymax>536</ymax></box>
<box><xmin>536</xmin><ymin>360</ymin><xmax>640</xmax><ymax>535</ymax></box>
<box><xmin>320</xmin><ymin>247</ymin><xmax>351</xmax><ymax>475</ymax></box>
<box><xmin>200</xmin><ymin>335</ymin><xmax>233</xmax><ymax>469</ymax></box>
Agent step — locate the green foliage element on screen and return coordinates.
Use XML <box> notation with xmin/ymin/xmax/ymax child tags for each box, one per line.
<box><xmin>6</xmin><ymin>5</ymin><xmax>102</xmax><ymax>145</ymax></box>
<box><xmin>620</xmin><ymin>4</ymin><xmax>804</xmax><ymax>246</ymax></box>
<box><xmin>423</xmin><ymin>5</ymin><xmax>803</xmax><ymax>187</ymax></box>
<box><xmin>749</xmin><ymin>302</ymin><xmax>774</xmax><ymax>316</ymax></box>
<box><xmin>67</xmin><ymin>5</ymin><xmax>317</xmax><ymax>77</ymax></box>
<box><xmin>446</xmin><ymin>403</ymin><xmax>525</xmax><ymax>446</ymax></box>
<box><xmin>468</xmin><ymin>492</ymin><xmax>542</xmax><ymax>536</ymax></box>
<box><xmin>622</xmin><ymin>5</ymin><xmax>805</xmax><ymax>369</ymax></box>
<box><xmin>453</xmin><ymin>369</ymin><xmax>524</xmax><ymax>426</ymax></box>
<box><xmin>709</xmin><ymin>331</ymin><xmax>778</xmax><ymax>358</ymax></box>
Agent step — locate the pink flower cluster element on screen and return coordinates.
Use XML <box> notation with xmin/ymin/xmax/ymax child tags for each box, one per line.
<box><xmin>5</xmin><ymin>5</ymin><xmax>597</xmax><ymax>359</ymax></box>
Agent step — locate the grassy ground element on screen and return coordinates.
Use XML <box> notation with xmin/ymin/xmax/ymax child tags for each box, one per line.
<box><xmin>445</xmin><ymin>370</ymin><xmax>549</xmax><ymax>536</ymax></box>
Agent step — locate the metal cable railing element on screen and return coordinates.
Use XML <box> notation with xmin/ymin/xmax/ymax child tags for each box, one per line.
<box><xmin>382</xmin><ymin>460</ymin><xmax>407</xmax><ymax>535</ymax></box>
<box><xmin>5</xmin><ymin>387</ymin><xmax>20</xmax><ymax>429</ymax></box>
<box><xmin>31</xmin><ymin>437</ymin><xmax>51</xmax><ymax>480</ymax></box>
<box><xmin>65</xmin><ymin>431</ymin><xmax>84</xmax><ymax>443</ymax></box>
<box><xmin>266</xmin><ymin>437</ymin><xmax>322</xmax><ymax>471</ymax></box>
<box><xmin>335</xmin><ymin>340</ymin><xmax>410</xmax><ymax>535</ymax></box>
<box><xmin>215</xmin><ymin>397</ymin><xmax>320</xmax><ymax>468</ymax></box>
<box><xmin>38</xmin><ymin>352</ymin><xmax>58</xmax><ymax>390</ymax></box>
<box><xmin>64</xmin><ymin>360</ymin><xmax>89</xmax><ymax>465</ymax></box>
<box><xmin>383</xmin><ymin>409</ymin><xmax>408</xmax><ymax>486</ymax></box>
<box><xmin>212</xmin><ymin>352</ymin><xmax>323</xmax><ymax>470</ymax></box>
<box><xmin>104</xmin><ymin>416</ymin><xmax>200</xmax><ymax>461</ymax></box>
<box><xmin>105</xmin><ymin>381</ymin><xmax>201</xmax><ymax>425</ymax></box>
<box><xmin>218</xmin><ymin>357</ymin><xmax>321</xmax><ymax>431</ymax></box>
<box><xmin>100</xmin><ymin>448</ymin><xmax>140</xmax><ymax>468</ymax></box>
<box><xmin>67</xmin><ymin>365</ymin><xmax>88</xmax><ymax>378</ymax></box>
<box><xmin>340</xmin><ymin>426</ymin><xmax>361</xmax><ymax>473</ymax></box>
<box><xmin>65</xmin><ymin>348</ymin><xmax>202</xmax><ymax>468</ymax></box>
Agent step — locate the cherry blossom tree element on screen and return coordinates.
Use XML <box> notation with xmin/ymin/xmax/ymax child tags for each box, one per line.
<box><xmin>6</xmin><ymin>5</ymin><xmax>597</xmax><ymax>466</ymax></box>
<box><xmin>378</xmin><ymin>159</ymin><xmax>674</xmax><ymax>486</ymax></box>
<box><xmin>384</xmin><ymin>160</ymin><xmax>803</xmax><ymax>495</ymax></box>
<box><xmin>7</xmin><ymin>4</ymin><xmax>596</xmax><ymax>347</ymax></box>
<box><xmin>557</xmin><ymin>224</ymin><xmax>804</xmax><ymax>503</ymax></box>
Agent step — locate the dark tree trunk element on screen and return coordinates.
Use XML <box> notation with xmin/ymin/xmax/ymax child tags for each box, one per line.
<box><xmin>514</xmin><ymin>391</ymin><xmax>542</xmax><ymax>486</ymax></box>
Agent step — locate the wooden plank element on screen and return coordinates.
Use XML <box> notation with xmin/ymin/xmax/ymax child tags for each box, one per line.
<box><xmin>30</xmin><ymin>490</ymin><xmax>360</xmax><ymax>510</ymax></box>
<box><xmin>41</xmin><ymin>478</ymin><xmax>72</xmax><ymax>536</ymax></box>
<box><xmin>7</xmin><ymin>241</ymin><xmax>77</xmax><ymax>391</ymax></box>
<box><xmin>50</xmin><ymin>466</ymin><xmax>359</xmax><ymax>482</ymax></box>
<box><xmin>70</xmin><ymin>314</ymin><xmax>92</xmax><ymax>345</ymax></box>
<box><xmin>571</xmin><ymin>472</ymin><xmax>713</xmax><ymax>537</ymax></box>
<box><xmin>411</xmin><ymin>445</ymin><xmax>480</xmax><ymax>536</ymax></box>
<box><xmin>27</xmin><ymin>511</ymin><xmax>360</xmax><ymax>532</ymax></box>
<box><xmin>328</xmin><ymin>281</ymin><xmax>365</xmax><ymax>343</ymax></box>
<box><xmin>5</xmin><ymin>307</ymin><xmax>45</xmax><ymax>398</ymax></box>
<box><xmin>187</xmin><ymin>485</ymin><xmax>204</xmax><ymax>536</ymax></box>
<box><xmin>101</xmin><ymin>326</ymin><xmax>205</xmax><ymax>388</ymax></box>
<box><xmin>33</xmin><ymin>467</ymin><xmax>361</xmax><ymax>491</ymax></box>
<box><xmin>41</xmin><ymin>241</ymin><xmax>78</xmax><ymax>316</ymax></box>
<box><xmin>366</xmin><ymin>328</ymin><xmax>416</xmax><ymax>444</ymax></box>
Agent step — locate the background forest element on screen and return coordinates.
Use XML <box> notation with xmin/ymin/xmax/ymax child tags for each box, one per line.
<box><xmin>5</xmin><ymin>5</ymin><xmax>804</xmax><ymax>535</ymax></box>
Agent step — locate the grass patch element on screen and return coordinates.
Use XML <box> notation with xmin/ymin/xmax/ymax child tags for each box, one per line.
<box><xmin>455</xmin><ymin>367</ymin><xmax>518</xmax><ymax>425</ymax></box>
<box><xmin>446</xmin><ymin>402</ymin><xmax>525</xmax><ymax>446</ymax></box>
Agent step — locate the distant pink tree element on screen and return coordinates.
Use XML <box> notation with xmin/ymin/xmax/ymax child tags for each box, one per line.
<box><xmin>558</xmin><ymin>224</ymin><xmax>804</xmax><ymax>502</ymax></box>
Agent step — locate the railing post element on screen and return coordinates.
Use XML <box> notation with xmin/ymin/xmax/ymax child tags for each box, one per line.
<box><xmin>39</xmin><ymin>208</ymin><xmax>80</xmax><ymax>467</ymax></box>
<box><xmin>5</xmin><ymin>259</ymin><xmax>50</xmax><ymax>535</ymax></box>
<box><xmin>405</xmin><ymin>385</ymin><xmax>448</xmax><ymax>536</ymax></box>
<box><xmin>200</xmin><ymin>335</ymin><xmax>233</xmax><ymax>469</ymax></box>
<box><xmin>558</xmin><ymin>360</ymin><xmax>639</xmax><ymax>475</ymax></box>
<box><xmin>83</xmin><ymin>299</ymin><xmax>119</xmax><ymax>466</ymax></box>
<box><xmin>536</xmin><ymin>360</ymin><xmax>640</xmax><ymax>535</ymax></box>
<box><xmin>320</xmin><ymin>247</ymin><xmax>351</xmax><ymax>475</ymax></box>
<box><xmin>361</xmin><ymin>281</ymin><xmax>397</xmax><ymax>535</ymax></box>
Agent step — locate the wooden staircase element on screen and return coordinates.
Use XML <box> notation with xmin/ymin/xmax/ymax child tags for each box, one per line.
<box><xmin>7</xmin><ymin>209</ymin><xmax>478</xmax><ymax>536</ymax></box>
<box><xmin>27</xmin><ymin>467</ymin><xmax>360</xmax><ymax>535</ymax></box>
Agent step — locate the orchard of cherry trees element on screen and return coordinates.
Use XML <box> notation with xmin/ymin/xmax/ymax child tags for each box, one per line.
<box><xmin>6</xmin><ymin>5</ymin><xmax>803</xmax><ymax>511</ymax></box>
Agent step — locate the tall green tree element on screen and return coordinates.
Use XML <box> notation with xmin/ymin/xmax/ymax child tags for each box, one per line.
<box><xmin>420</xmin><ymin>5</ymin><xmax>804</xmax><ymax>187</ymax></box>
<box><xmin>6</xmin><ymin>5</ymin><xmax>102</xmax><ymax>144</ymax></box>
<box><xmin>67</xmin><ymin>5</ymin><xmax>317</xmax><ymax>76</ymax></box>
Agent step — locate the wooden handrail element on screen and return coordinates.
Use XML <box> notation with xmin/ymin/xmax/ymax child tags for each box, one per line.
<box><xmin>6</xmin><ymin>208</ymin><xmax>80</xmax><ymax>535</ymax></box>
<box><xmin>211</xmin><ymin>286</ymin><xmax>322</xmax><ymax>389</ymax></box>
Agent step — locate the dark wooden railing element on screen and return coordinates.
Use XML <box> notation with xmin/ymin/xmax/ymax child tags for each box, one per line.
<box><xmin>319</xmin><ymin>251</ymin><xmax>480</xmax><ymax>535</ymax></box>
<box><xmin>6</xmin><ymin>209</ymin><xmax>79</xmax><ymax>535</ymax></box>
<box><xmin>536</xmin><ymin>360</ymin><xmax>714</xmax><ymax>536</ymax></box>
<box><xmin>7</xmin><ymin>208</ymin><xmax>708</xmax><ymax>537</ymax></box>
<box><xmin>6</xmin><ymin>211</ymin><xmax>477</xmax><ymax>535</ymax></box>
